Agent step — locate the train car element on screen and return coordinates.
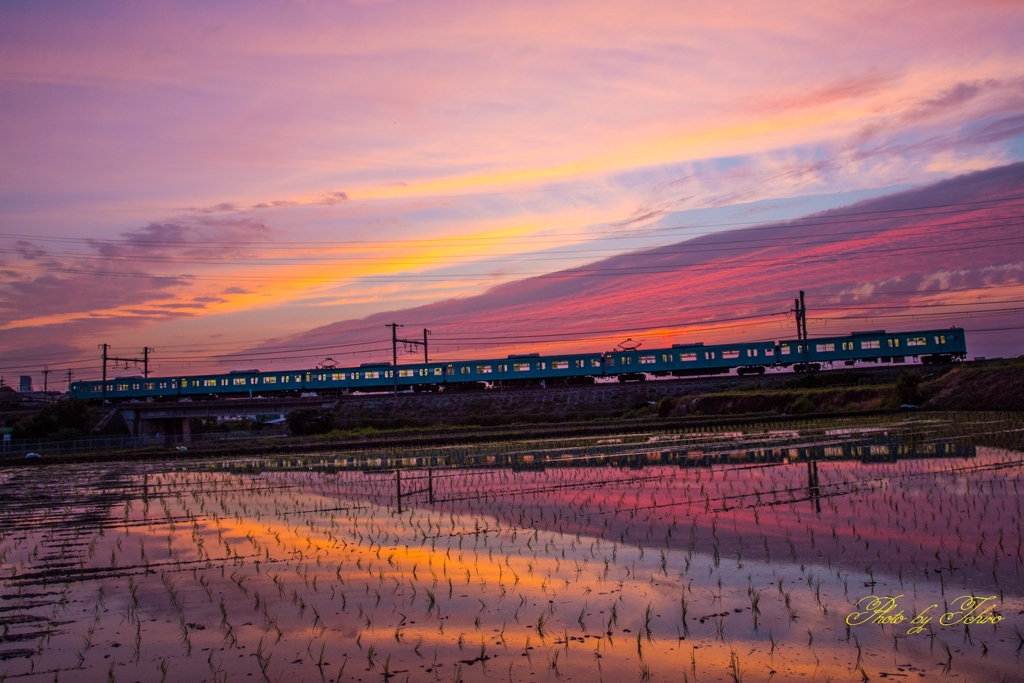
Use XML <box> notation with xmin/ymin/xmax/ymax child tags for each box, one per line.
<box><xmin>637</xmin><ymin>340</ymin><xmax>779</xmax><ymax>378</ymax></box>
<box><xmin>778</xmin><ymin>327</ymin><xmax>967</xmax><ymax>370</ymax></box>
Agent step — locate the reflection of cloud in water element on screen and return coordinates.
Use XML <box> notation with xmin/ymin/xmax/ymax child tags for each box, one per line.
<box><xmin>0</xmin><ymin>445</ymin><xmax>1019</xmax><ymax>681</ymax></box>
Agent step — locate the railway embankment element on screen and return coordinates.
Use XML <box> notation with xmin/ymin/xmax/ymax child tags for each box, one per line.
<box><xmin>923</xmin><ymin>357</ymin><xmax>1024</xmax><ymax>411</ymax></box>
<box><xmin>328</xmin><ymin>365</ymin><xmax>924</xmax><ymax>429</ymax></box>
<box><xmin>325</xmin><ymin>359</ymin><xmax>1024</xmax><ymax>430</ymax></box>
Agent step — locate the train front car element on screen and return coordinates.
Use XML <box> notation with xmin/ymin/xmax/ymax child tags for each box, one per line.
<box><xmin>778</xmin><ymin>327</ymin><xmax>967</xmax><ymax>370</ymax></box>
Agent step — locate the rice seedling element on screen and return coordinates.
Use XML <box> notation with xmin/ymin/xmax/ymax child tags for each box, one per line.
<box><xmin>0</xmin><ymin>415</ymin><xmax>1018</xmax><ymax>681</ymax></box>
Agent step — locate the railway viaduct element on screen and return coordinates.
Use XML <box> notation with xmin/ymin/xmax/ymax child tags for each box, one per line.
<box><xmin>110</xmin><ymin>396</ymin><xmax>337</xmax><ymax>443</ymax></box>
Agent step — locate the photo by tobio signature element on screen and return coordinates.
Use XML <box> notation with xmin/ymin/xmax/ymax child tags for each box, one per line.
<box><xmin>846</xmin><ymin>594</ymin><xmax>1005</xmax><ymax>635</ymax></box>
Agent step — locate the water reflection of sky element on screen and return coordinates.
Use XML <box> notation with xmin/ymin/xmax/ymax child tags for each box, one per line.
<box><xmin>0</xmin><ymin>446</ymin><xmax>1020</xmax><ymax>681</ymax></box>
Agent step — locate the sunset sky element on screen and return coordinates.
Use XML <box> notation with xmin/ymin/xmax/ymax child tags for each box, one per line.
<box><xmin>3</xmin><ymin>1</ymin><xmax>1024</xmax><ymax>383</ymax></box>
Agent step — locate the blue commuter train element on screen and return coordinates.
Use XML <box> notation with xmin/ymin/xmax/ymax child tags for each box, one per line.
<box><xmin>69</xmin><ymin>327</ymin><xmax>966</xmax><ymax>401</ymax></box>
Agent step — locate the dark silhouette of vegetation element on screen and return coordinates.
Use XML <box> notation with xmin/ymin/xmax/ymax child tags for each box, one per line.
<box><xmin>286</xmin><ymin>407</ymin><xmax>337</xmax><ymax>436</ymax></box>
<box><xmin>896</xmin><ymin>371</ymin><xmax>922</xmax><ymax>406</ymax></box>
<box><xmin>13</xmin><ymin>398</ymin><xmax>99</xmax><ymax>440</ymax></box>
<box><xmin>788</xmin><ymin>395</ymin><xmax>816</xmax><ymax>414</ymax></box>
<box><xmin>656</xmin><ymin>396</ymin><xmax>677</xmax><ymax>418</ymax></box>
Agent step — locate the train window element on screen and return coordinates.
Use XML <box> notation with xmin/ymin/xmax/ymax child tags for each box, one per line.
<box><xmin>553</xmin><ymin>361</ymin><xmax>569</xmax><ymax>370</ymax></box>
<box><xmin>435</xmin><ymin>368</ymin><xmax>443</xmax><ymax>376</ymax></box>
<box><xmin>476</xmin><ymin>365</ymin><xmax>493</xmax><ymax>374</ymax></box>
<box><xmin>908</xmin><ymin>337</ymin><xmax>927</xmax><ymax>347</ymax></box>
<box><xmin>816</xmin><ymin>343</ymin><xmax>835</xmax><ymax>353</ymax></box>
<box><xmin>192</xmin><ymin>380</ymin><xmax>200</xmax><ymax>387</ymax></box>
<box><xmin>540</xmin><ymin>362</ymin><xmax>546</xmax><ymax>369</ymax></box>
<box><xmin>888</xmin><ymin>338</ymin><xmax>900</xmax><ymax>348</ymax></box>
<box><xmin>780</xmin><ymin>345</ymin><xmax>791</xmax><ymax>355</ymax></box>
<box><xmin>446</xmin><ymin>365</ymin><xmax>455</xmax><ymax>375</ymax></box>
<box><xmin>936</xmin><ymin>335</ymin><xmax>946</xmax><ymax>344</ymax></box>
<box><xmin>233</xmin><ymin>378</ymin><xmax>246</xmax><ymax>385</ymax></box>
<box><xmin>281</xmin><ymin>376</ymin><xmax>289</xmax><ymax>383</ymax></box>
<box><xmin>264</xmin><ymin>377</ymin><xmax>276</xmax><ymax>384</ymax></box>
<box><xmin>640</xmin><ymin>355</ymin><xmax>656</xmax><ymax>364</ymax></box>
<box><xmin>460</xmin><ymin>366</ymin><xmax>471</xmax><ymax>374</ymax></box>
<box><xmin>158</xmin><ymin>382</ymin><xmax>167</xmax><ymax>389</ymax></box>
<box><xmin>171</xmin><ymin>381</ymin><xmax>177</xmax><ymax>389</ymax></box>
<box><xmin>591</xmin><ymin>359</ymin><xmax>601</xmax><ymax>367</ymax></box>
<box><xmin>861</xmin><ymin>340</ymin><xmax>880</xmax><ymax>350</ymax></box>
<box><xmin>365</xmin><ymin>371</ymin><xmax>381</xmax><ymax>379</ymax></box>
<box><xmin>116</xmin><ymin>383</ymin><xmax>129</xmax><ymax>391</ymax></box>
<box><xmin>723</xmin><ymin>350</ymin><xmax>740</xmax><ymax>359</ymax></box>
<box><xmin>679</xmin><ymin>352</ymin><xmax>697</xmax><ymax>362</ymax></box>
<box><xmin>132</xmin><ymin>383</ymin><xmax>140</xmax><ymax>390</ymax></box>
<box><xmin>204</xmin><ymin>379</ymin><xmax>217</xmax><ymax>387</ymax></box>
<box><xmin>144</xmin><ymin>382</ymin><xmax>155</xmax><ymax>390</ymax></box>
<box><xmin>294</xmin><ymin>375</ymin><xmax>302</xmax><ymax>382</ymax></box>
<box><xmin>351</xmin><ymin>372</ymin><xmax>360</xmax><ymax>380</ymax></box>
<box><xmin>575</xmin><ymin>360</ymin><xmax>585</xmax><ymax>368</ymax></box>
<box><xmin>92</xmin><ymin>385</ymin><xmax>101</xmax><ymax>392</ymax></box>
<box><xmin>705</xmin><ymin>352</ymin><xmax>715</xmax><ymax>360</ymax></box>
<box><xmin>620</xmin><ymin>356</ymin><xmax>631</xmax><ymax>365</ymax></box>
<box><xmin>332</xmin><ymin>372</ymin><xmax>346</xmax><ymax>380</ymax></box>
<box><xmin>399</xmin><ymin>369</ymin><xmax>415</xmax><ymax>378</ymax></box>
<box><xmin>250</xmin><ymin>378</ymin><xmax>258</xmax><ymax>385</ymax></box>
<box><xmin>513</xmin><ymin>362</ymin><xmax>531</xmax><ymax>372</ymax></box>
<box><xmin>747</xmin><ymin>349</ymin><xmax>758</xmax><ymax>357</ymax></box>
<box><xmin>106</xmin><ymin>384</ymin><xmax>114</xmax><ymax>392</ymax></box>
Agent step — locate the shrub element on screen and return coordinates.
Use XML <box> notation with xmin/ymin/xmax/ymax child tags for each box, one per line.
<box><xmin>789</xmin><ymin>395</ymin><xmax>815</xmax><ymax>414</ymax></box>
<box><xmin>12</xmin><ymin>398</ymin><xmax>99</xmax><ymax>439</ymax></box>
<box><xmin>896</xmin><ymin>371</ymin><xmax>923</xmax><ymax>405</ymax></box>
<box><xmin>286</xmin><ymin>407</ymin><xmax>337</xmax><ymax>436</ymax></box>
<box><xmin>656</xmin><ymin>396</ymin><xmax>677</xmax><ymax>418</ymax></box>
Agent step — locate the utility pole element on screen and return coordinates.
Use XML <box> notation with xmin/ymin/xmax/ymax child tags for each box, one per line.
<box><xmin>799</xmin><ymin>290</ymin><xmax>808</xmax><ymax>341</ymax></box>
<box><xmin>387</xmin><ymin>323</ymin><xmax>402</xmax><ymax>396</ymax></box>
<box><xmin>101</xmin><ymin>343</ymin><xmax>109</xmax><ymax>402</ymax></box>
<box><xmin>100</xmin><ymin>345</ymin><xmax>154</xmax><ymax>401</ymax></box>
<box><xmin>41</xmin><ymin>366</ymin><xmax>50</xmax><ymax>397</ymax></box>
<box><xmin>387</xmin><ymin>324</ymin><xmax>432</xmax><ymax>395</ymax></box>
<box><xmin>66</xmin><ymin>369</ymin><xmax>74</xmax><ymax>390</ymax></box>
<box><xmin>791</xmin><ymin>291</ymin><xmax>810</xmax><ymax>370</ymax></box>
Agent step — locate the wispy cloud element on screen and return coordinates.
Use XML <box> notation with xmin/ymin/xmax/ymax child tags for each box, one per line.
<box><xmin>1</xmin><ymin>0</ymin><xmax>1023</xmax><ymax>371</ymax></box>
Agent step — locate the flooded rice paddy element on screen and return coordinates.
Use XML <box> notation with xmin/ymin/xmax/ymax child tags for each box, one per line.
<box><xmin>1</xmin><ymin>417</ymin><xmax>1023</xmax><ymax>682</ymax></box>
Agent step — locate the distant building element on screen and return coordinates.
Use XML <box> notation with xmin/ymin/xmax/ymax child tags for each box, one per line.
<box><xmin>19</xmin><ymin>375</ymin><xmax>32</xmax><ymax>393</ymax></box>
